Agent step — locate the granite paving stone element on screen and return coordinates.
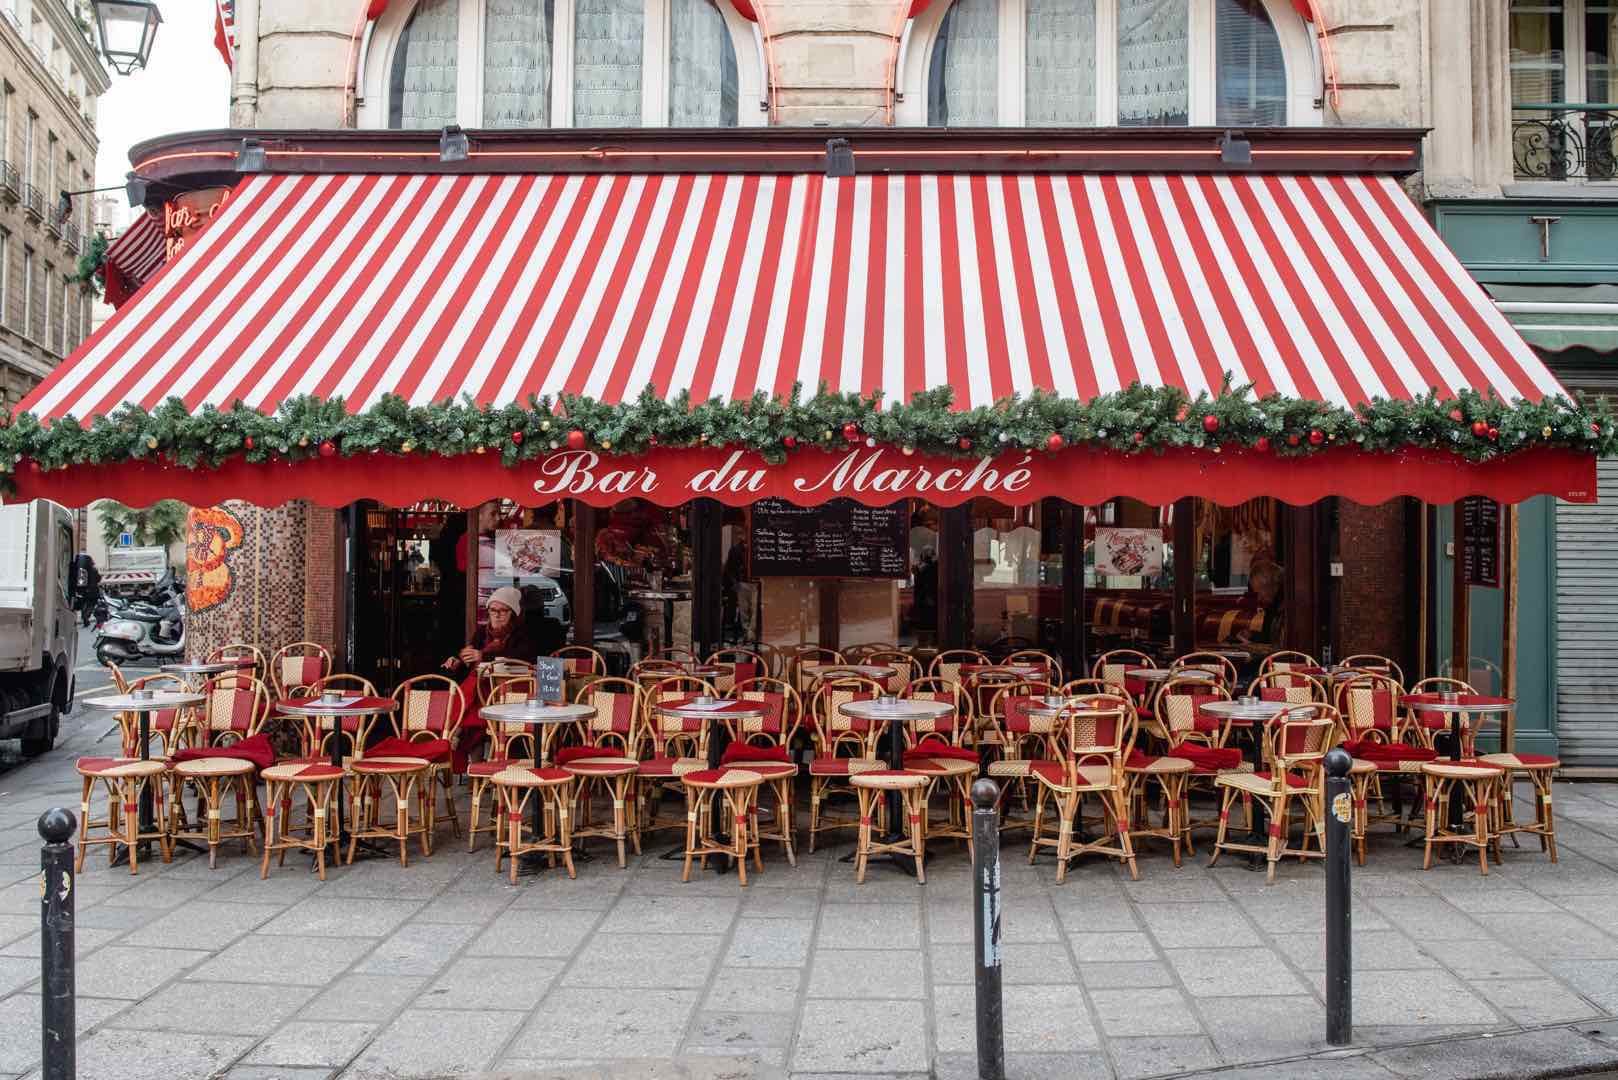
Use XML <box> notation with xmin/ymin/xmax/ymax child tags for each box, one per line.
<box><xmin>420</xmin><ymin>956</ymin><xmax>565</xmax><ymax>1010</ymax></box>
<box><xmin>791</xmin><ymin>999</ymin><xmax>930</xmax><ymax>1073</ymax></box>
<box><xmin>0</xmin><ymin>994</ymin><xmax>129</xmax><ymax>1073</ymax></box>
<box><xmin>188</xmin><ymin>935</ymin><xmax>374</xmax><ymax>986</ymax></box>
<box><xmin>1163</xmin><ymin>946</ymin><xmax>1312</xmax><ymax>997</ymax></box>
<box><xmin>73</xmin><ymin>944</ymin><xmax>213</xmax><ymax>999</ymax></box>
<box><xmin>105</xmin><ymin>979</ymin><xmax>317</xmax><ymax>1036</ymax></box>
<box><xmin>807</xmin><ymin>948</ymin><xmax>924</xmax><ymax>998</ymax></box>
<box><xmin>345</xmin><ymin>1007</ymin><xmax>526</xmax><ymax>1078</ymax></box>
<box><xmin>300</xmin><ymin>974</ymin><xmax>431</xmax><ymax>1023</ymax></box>
<box><xmin>1108</xmin><ymin>1035</ymin><xmax>1224</xmax><ymax>1079</ymax></box>
<box><xmin>725</xmin><ymin>918</ymin><xmax>814</xmax><ymax>967</ymax></box>
<box><xmin>1089</xmin><ymin>987</ymin><xmax>1205</xmax><ymax>1036</ymax></box>
<box><xmin>931</xmin><ymin>984</ymin><xmax>1100</xmax><ymax>1054</ymax></box>
<box><xmin>702</xmin><ymin>968</ymin><xmax>804</xmax><ymax>1013</ymax></box>
<box><xmin>69</xmin><ymin>1028</ymin><xmax>258</xmax><ymax>1080</ymax></box>
<box><xmin>513</xmin><ymin>988</ymin><xmax>701</xmax><ymax>1060</ymax></box>
<box><xmin>562</xmin><ymin>933</ymin><xmax>724</xmax><ymax>988</ymax></box>
<box><xmin>242</xmin><ymin>1020</ymin><xmax>379</xmax><ymax>1068</ymax></box>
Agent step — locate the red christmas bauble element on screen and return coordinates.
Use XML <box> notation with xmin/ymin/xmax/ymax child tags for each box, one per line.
<box><xmin>244</xmin><ymin>436</ymin><xmax>254</xmax><ymax>451</ymax></box>
<box><xmin>1470</xmin><ymin>420</ymin><xmax>1488</xmax><ymax>438</ymax></box>
<box><xmin>1487</xmin><ymin>427</ymin><xmax>1499</xmax><ymax>441</ymax></box>
<box><xmin>1175</xmin><ymin>405</ymin><xmax>1190</xmax><ymax>422</ymax></box>
<box><xmin>566</xmin><ymin>430</ymin><xmax>587</xmax><ymax>451</ymax></box>
<box><xmin>957</xmin><ymin>436</ymin><xmax>972</xmax><ymax>451</ymax></box>
<box><xmin>1133</xmin><ymin>432</ymin><xmax>1145</xmax><ymax>445</ymax></box>
<box><xmin>511</xmin><ymin>430</ymin><xmax>524</xmax><ymax>445</ymax></box>
<box><xmin>842</xmin><ymin>422</ymin><xmax>860</xmax><ymax>444</ymax></box>
<box><xmin>648</xmin><ymin>434</ymin><xmax>658</xmax><ymax>446</ymax></box>
<box><xmin>1254</xmin><ymin>435</ymin><xmax>1270</xmax><ymax>452</ymax></box>
<box><xmin>1046</xmin><ymin>433</ymin><xmax>1065</xmax><ymax>451</ymax></box>
<box><xmin>1287</xmin><ymin>434</ymin><xmax>1302</xmax><ymax>447</ymax></box>
<box><xmin>783</xmin><ymin>435</ymin><xmax>797</xmax><ymax>449</ymax></box>
<box><xmin>1449</xmin><ymin>409</ymin><xmax>1465</xmax><ymax>423</ymax></box>
<box><xmin>1202</xmin><ymin>414</ymin><xmax>1220</xmax><ymax>434</ymax></box>
<box><xmin>318</xmin><ymin>440</ymin><xmax>337</xmax><ymax>458</ymax></box>
<box><xmin>1308</xmin><ymin>429</ymin><xmax>1325</xmax><ymax>446</ymax></box>
<box><xmin>1593</xmin><ymin>422</ymin><xmax>1602</xmax><ymax>435</ymax></box>
<box><xmin>26</xmin><ymin>460</ymin><xmax>39</xmax><ymax>474</ymax></box>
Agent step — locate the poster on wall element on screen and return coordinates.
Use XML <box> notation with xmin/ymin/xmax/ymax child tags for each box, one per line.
<box><xmin>495</xmin><ymin>530</ymin><xmax>563</xmax><ymax>579</ymax></box>
<box><xmin>1093</xmin><ymin>528</ymin><xmax>1164</xmax><ymax>578</ymax></box>
<box><xmin>1460</xmin><ymin>496</ymin><xmax>1502</xmax><ymax>589</ymax></box>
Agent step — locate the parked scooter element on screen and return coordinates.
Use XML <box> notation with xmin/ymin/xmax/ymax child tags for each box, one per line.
<box><xmin>94</xmin><ymin>573</ymin><xmax>187</xmax><ymax>664</ymax></box>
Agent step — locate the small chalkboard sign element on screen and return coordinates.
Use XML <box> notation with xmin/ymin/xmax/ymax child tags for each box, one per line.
<box><xmin>534</xmin><ymin>657</ymin><xmax>566</xmax><ymax>703</ymax></box>
<box><xmin>1460</xmin><ymin>496</ymin><xmax>1502</xmax><ymax>589</ymax></box>
<box><xmin>749</xmin><ymin>497</ymin><xmax>910</xmax><ymax>579</ymax></box>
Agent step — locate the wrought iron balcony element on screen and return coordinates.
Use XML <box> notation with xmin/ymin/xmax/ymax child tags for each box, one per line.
<box><xmin>21</xmin><ymin>182</ymin><xmax>44</xmax><ymax>220</ymax></box>
<box><xmin>1513</xmin><ymin>103</ymin><xmax>1617</xmax><ymax>182</ymax></box>
<box><xmin>62</xmin><ymin>221</ymin><xmax>80</xmax><ymax>253</ymax></box>
<box><xmin>0</xmin><ymin>161</ymin><xmax>17</xmax><ymax>202</ymax></box>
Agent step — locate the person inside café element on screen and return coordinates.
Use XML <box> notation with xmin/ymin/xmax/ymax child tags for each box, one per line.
<box><xmin>441</xmin><ymin>586</ymin><xmax>537</xmax><ymax>769</ymax></box>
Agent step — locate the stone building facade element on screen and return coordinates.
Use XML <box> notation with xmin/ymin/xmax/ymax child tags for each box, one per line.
<box><xmin>0</xmin><ymin>0</ymin><xmax>107</xmax><ymax>411</ymax></box>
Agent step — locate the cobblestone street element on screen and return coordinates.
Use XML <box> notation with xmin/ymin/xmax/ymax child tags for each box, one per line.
<box><xmin>0</xmin><ymin>703</ymin><xmax>1616</xmax><ymax>1079</ymax></box>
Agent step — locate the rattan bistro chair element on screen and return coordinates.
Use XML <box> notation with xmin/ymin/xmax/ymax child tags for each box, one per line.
<box><xmin>1027</xmin><ymin>694</ymin><xmax>1139</xmax><ymax>883</ymax></box>
<box><xmin>1209</xmin><ymin>705</ymin><xmax>1336</xmax><ymax>884</ymax></box>
<box><xmin>467</xmin><ymin>674</ymin><xmax>538</xmax><ymax>853</ymax></box>
<box><xmin>371</xmin><ymin>674</ymin><xmax>466</xmax><ymax>839</ymax></box>
<box><xmin>559</xmin><ymin>678</ymin><xmax>643</xmax><ymax>867</ymax></box>
<box><xmin>294</xmin><ymin>674</ymin><xmax>382</xmax><ymax>761</ymax></box>
<box><xmin>270</xmin><ymin>641</ymin><xmax>333</xmax><ymax>699</ymax></box>
<box><xmin>805</xmin><ymin>676</ymin><xmax>884</xmax><ymax>851</ymax></box>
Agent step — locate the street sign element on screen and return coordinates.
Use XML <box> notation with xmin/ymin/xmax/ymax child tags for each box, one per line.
<box><xmin>117</xmin><ymin>532</ymin><xmax>133</xmax><ymax>548</ymax></box>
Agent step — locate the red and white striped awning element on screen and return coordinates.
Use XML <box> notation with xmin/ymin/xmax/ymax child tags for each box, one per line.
<box><xmin>100</xmin><ymin>212</ymin><xmax>166</xmax><ymax>310</ymax></box>
<box><xmin>25</xmin><ymin>171</ymin><xmax>1564</xmax><ymax>425</ymax></box>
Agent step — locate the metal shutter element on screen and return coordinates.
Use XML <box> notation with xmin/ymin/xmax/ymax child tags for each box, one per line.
<box><xmin>1556</xmin><ymin>455</ymin><xmax>1618</xmax><ymax>769</ymax></box>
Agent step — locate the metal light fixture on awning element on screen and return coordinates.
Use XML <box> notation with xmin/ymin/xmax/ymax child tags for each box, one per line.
<box><xmin>91</xmin><ymin>0</ymin><xmax>163</xmax><ymax>76</ymax></box>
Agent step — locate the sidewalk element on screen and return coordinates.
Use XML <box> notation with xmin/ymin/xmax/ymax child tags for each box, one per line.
<box><xmin>0</xmin><ymin>707</ymin><xmax>1616</xmax><ymax>1079</ymax></box>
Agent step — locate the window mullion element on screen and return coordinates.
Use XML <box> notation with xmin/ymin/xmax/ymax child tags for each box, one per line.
<box><xmin>1188</xmin><ymin>0</ymin><xmax>1215</xmax><ymax>125</ymax></box>
<box><xmin>554</xmin><ymin>0</ymin><xmax>577</xmax><ymax>126</ymax></box>
<box><xmin>644</xmin><ymin>0</ymin><xmax>668</xmax><ymax>126</ymax></box>
<box><xmin>1003</xmin><ymin>0</ymin><xmax>1024</xmax><ymax>125</ymax></box>
<box><xmin>1096</xmin><ymin>0</ymin><xmax>1118</xmax><ymax>125</ymax></box>
<box><xmin>1566</xmin><ymin>0</ymin><xmax>1586</xmax><ymax>103</ymax></box>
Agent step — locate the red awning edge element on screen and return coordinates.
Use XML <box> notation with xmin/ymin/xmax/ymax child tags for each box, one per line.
<box><xmin>10</xmin><ymin>444</ymin><xmax>1597</xmax><ymax>511</ymax></box>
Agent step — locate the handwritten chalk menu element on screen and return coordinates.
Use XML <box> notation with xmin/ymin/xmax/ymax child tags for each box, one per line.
<box><xmin>749</xmin><ymin>498</ymin><xmax>910</xmax><ymax>579</ymax></box>
<box><xmin>533</xmin><ymin>657</ymin><xmax>566</xmax><ymax>703</ymax></box>
<box><xmin>1460</xmin><ymin>496</ymin><xmax>1502</xmax><ymax>589</ymax></box>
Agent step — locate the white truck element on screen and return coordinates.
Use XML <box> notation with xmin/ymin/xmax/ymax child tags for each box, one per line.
<box><xmin>0</xmin><ymin>501</ymin><xmax>78</xmax><ymax>755</ymax></box>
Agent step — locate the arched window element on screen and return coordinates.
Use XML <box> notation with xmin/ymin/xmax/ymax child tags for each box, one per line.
<box><xmin>909</xmin><ymin>0</ymin><xmax>1315</xmax><ymax>127</ymax></box>
<box><xmin>369</xmin><ymin>0</ymin><xmax>758</xmax><ymax>128</ymax></box>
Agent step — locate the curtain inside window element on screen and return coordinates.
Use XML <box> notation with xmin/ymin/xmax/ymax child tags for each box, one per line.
<box><xmin>1215</xmin><ymin>0</ymin><xmax>1285</xmax><ymax>125</ymax></box>
<box><xmin>1117</xmin><ymin>0</ymin><xmax>1188</xmax><ymax>126</ymax></box>
<box><xmin>669</xmin><ymin>0</ymin><xmax>738</xmax><ymax>126</ymax></box>
<box><xmin>484</xmin><ymin>0</ymin><xmax>553</xmax><ymax>127</ymax></box>
<box><xmin>1508</xmin><ymin>0</ymin><xmax>1565</xmax><ymax>105</ymax></box>
<box><xmin>389</xmin><ymin>0</ymin><xmax>460</xmax><ymax>129</ymax></box>
<box><xmin>1026</xmin><ymin>0</ymin><xmax>1096</xmax><ymax>125</ymax></box>
<box><xmin>1588</xmin><ymin>5</ymin><xmax>1616</xmax><ymax>102</ymax></box>
<box><xmin>575</xmin><ymin>0</ymin><xmax>645</xmax><ymax>127</ymax></box>
<box><xmin>928</xmin><ymin>0</ymin><xmax>998</xmax><ymax>126</ymax></box>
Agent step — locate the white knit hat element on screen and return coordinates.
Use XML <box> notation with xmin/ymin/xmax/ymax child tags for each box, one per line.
<box><xmin>488</xmin><ymin>586</ymin><xmax>524</xmax><ymax>615</ymax></box>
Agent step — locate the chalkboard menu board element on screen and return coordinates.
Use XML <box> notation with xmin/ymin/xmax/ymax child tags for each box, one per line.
<box><xmin>1460</xmin><ymin>495</ymin><xmax>1501</xmax><ymax>589</ymax></box>
<box><xmin>749</xmin><ymin>498</ymin><xmax>910</xmax><ymax>579</ymax></box>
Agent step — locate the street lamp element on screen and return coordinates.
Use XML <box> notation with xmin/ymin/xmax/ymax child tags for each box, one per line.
<box><xmin>91</xmin><ymin>0</ymin><xmax>163</xmax><ymax>76</ymax></box>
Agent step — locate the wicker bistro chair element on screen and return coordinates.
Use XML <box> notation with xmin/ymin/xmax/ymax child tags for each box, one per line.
<box><xmin>558</xmin><ymin>678</ymin><xmax>644</xmax><ymax>867</ymax></box>
<box><xmin>1006</xmin><ymin>649</ymin><xmax>1063</xmax><ymax>686</ymax></box>
<box><xmin>119</xmin><ymin>673</ymin><xmax>197</xmax><ymax>756</ymax></box>
<box><xmin>1026</xmin><ymin>694</ymin><xmax>1139</xmax><ymax>882</ymax></box>
<box><xmin>75</xmin><ymin>755</ymin><xmax>170</xmax><ymax>874</ymax></box>
<box><xmin>706</xmin><ymin>648</ymin><xmax>767</xmax><ymax>694</ymax></box>
<box><xmin>1405</xmin><ymin>677</ymin><xmax>1479</xmax><ymax>754</ymax></box>
<box><xmin>637</xmin><ymin>676</ymin><xmax>719</xmax><ymax>837</ymax></box>
<box><xmin>270</xmin><ymin>642</ymin><xmax>333</xmax><ymax>699</ymax></box>
<box><xmin>1145</xmin><ymin>677</ymin><xmax>1246</xmax><ymax>850</ymax></box>
<box><xmin>720</xmin><ymin>677</ymin><xmax>802</xmax><ymax>863</ymax></box>
<box><xmin>1246</xmin><ymin>671</ymin><xmax>1330</xmax><ymax>704</ymax></box>
<box><xmin>466</xmin><ymin>675</ymin><xmax>540</xmax><ymax>853</ymax></box>
<box><xmin>292</xmin><ymin>674</ymin><xmax>383</xmax><ymax>761</ymax></box>
<box><xmin>196</xmin><ymin>674</ymin><xmax>272</xmax><ymax>748</ymax></box>
<box><xmin>899</xmin><ymin>678</ymin><xmax>978</xmax><ymax>853</ymax></box>
<box><xmin>680</xmin><ymin>767</ymin><xmax>775</xmax><ymax>886</ymax></box>
<box><xmin>553</xmin><ymin>646</ymin><xmax>606</xmax><ymax>700</ymax></box>
<box><xmin>260</xmin><ymin>761</ymin><xmax>344</xmax><ymax>880</ymax></box>
<box><xmin>368</xmin><ymin>674</ymin><xmax>466</xmax><ymax>840</ymax></box>
<box><xmin>863</xmin><ymin>650</ymin><xmax>920</xmax><ymax>694</ymax></box>
<box><xmin>1419</xmin><ymin>758</ymin><xmax>1506</xmax><ymax>875</ymax></box>
<box><xmin>788</xmin><ymin>647</ymin><xmax>847</xmax><ymax>696</ymax></box>
<box><xmin>491</xmin><ymin>764</ymin><xmax>578</xmax><ymax>882</ymax></box>
<box><xmin>1171</xmin><ymin>652</ymin><xmax>1240</xmax><ymax>691</ymax></box>
<box><xmin>650</xmin><ymin>646</ymin><xmax>701</xmax><ymax>665</ymax></box>
<box><xmin>1340</xmin><ymin>654</ymin><xmax>1404</xmax><ymax>684</ymax></box>
<box><xmin>205</xmin><ymin>643</ymin><xmax>266</xmax><ymax>686</ymax></box>
<box><xmin>805</xmin><ymin>676</ymin><xmax>885</xmax><ymax>851</ymax></box>
<box><xmin>849</xmin><ymin>770</ymin><xmax>933</xmax><ymax>883</ymax></box>
<box><xmin>928</xmin><ymin>649</ymin><xmax>989</xmax><ymax>687</ymax></box>
<box><xmin>986</xmin><ymin>680</ymin><xmax>1062</xmax><ymax>764</ymax></box>
<box><xmin>1476</xmin><ymin>747</ymin><xmax>1559</xmax><ymax>862</ymax></box>
<box><xmin>1257</xmin><ymin>650</ymin><xmax>1320</xmax><ymax>676</ymax></box>
<box><xmin>347</xmin><ymin>756</ymin><xmax>434</xmax><ymax>866</ymax></box>
<box><xmin>1209</xmin><ymin>706</ymin><xmax>1338</xmax><ymax>883</ymax></box>
<box><xmin>1092</xmin><ymin>649</ymin><xmax>1156</xmax><ymax>698</ymax></box>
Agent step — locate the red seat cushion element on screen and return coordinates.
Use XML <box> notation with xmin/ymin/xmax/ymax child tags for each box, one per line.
<box><xmin>369</xmin><ymin>736</ymin><xmax>453</xmax><ymax>764</ymax></box>
<box><xmin>554</xmin><ymin>745</ymin><xmax>631</xmax><ymax>766</ymax></box>
<box><xmin>721</xmin><ymin>742</ymin><xmax>791</xmax><ymax>765</ymax></box>
<box><xmin>1174</xmin><ymin>744</ymin><xmax>1244</xmax><ymax>772</ymax></box>
<box><xmin>171</xmin><ymin>733</ymin><xmax>276</xmax><ymax>771</ymax></box>
<box><xmin>1252</xmin><ymin>769</ymin><xmax>1311</xmax><ymax>789</ymax></box>
<box><xmin>904</xmin><ymin>745</ymin><xmax>979</xmax><ymax>765</ymax></box>
<box><xmin>1345</xmin><ymin>739</ymin><xmax>1437</xmax><ymax>762</ymax></box>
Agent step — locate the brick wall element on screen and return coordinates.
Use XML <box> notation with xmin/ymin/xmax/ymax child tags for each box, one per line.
<box><xmin>1334</xmin><ymin>500</ymin><xmax>1410</xmax><ymax>668</ymax></box>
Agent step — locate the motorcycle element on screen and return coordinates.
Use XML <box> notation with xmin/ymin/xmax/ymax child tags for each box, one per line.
<box><xmin>94</xmin><ymin>574</ymin><xmax>187</xmax><ymax>665</ymax></box>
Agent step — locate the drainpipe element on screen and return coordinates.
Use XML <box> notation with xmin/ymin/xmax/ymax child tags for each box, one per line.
<box><xmin>230</xmin><ymin>0</ymin><xmax>260</xmax><ymax>128</ymax></box>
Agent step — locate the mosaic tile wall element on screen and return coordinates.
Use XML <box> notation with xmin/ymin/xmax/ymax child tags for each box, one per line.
<box><xmin>185</xmin><ymin>501</ymin><xmax>311</xmax><ymax>663</ymax></box>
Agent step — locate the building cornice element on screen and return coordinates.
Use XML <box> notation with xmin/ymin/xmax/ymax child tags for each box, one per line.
<box><xmin>0</xmin><ymin>6</ymin><xmax>103</xmax><ymax>149</ymax></box>
<box><xmin>126</xmin><ymin>125</ymin><xmax>1428</xmax><ymax>208</ymax></box>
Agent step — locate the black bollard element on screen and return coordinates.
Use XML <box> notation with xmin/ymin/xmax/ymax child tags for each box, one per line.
<box><xmin>1323</xmin><ymin>748</ymin><xmax>1353</xmax><ymax>1047</ymax></box>
<box><xmin>39</xmin><ymin>809</ymin><xmax>75</xmax><ymax>1080</ymax></box>
<box><xmin>971</xmin><ymin>779</ymin><xmax>1005</xmax><ymax>1080</ymax></box>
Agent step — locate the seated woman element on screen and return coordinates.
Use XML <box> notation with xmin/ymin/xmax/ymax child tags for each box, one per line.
<box><xmin>442</xmin><ymin>587</ymin><xmax>535</xmax><ymax>768</ymax></box>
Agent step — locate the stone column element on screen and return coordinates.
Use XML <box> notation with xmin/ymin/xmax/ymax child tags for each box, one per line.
<box><xmin>752</xmin><ymin>0</ymin><xmax>909</xmax><ymax>125</ymax></box>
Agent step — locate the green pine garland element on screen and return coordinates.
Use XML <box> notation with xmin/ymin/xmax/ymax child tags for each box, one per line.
<box><xmin>1</xmin><ymin>377</ymin><xmax>1612</xmax><ymax>484</ymax></box>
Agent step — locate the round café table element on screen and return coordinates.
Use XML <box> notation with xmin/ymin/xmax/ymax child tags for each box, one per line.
<box><xmin>960</xmin><ymin>664</ymin><xmax>1049</xmax><ymax>680</ymax></box>
<box><xmin>160</xmin><ymin>660</ymin><xmax>242</xmax><ymax>688</ymax></box>
<box><xmin>479</xmin><ymin>700</ymin><xmax>596</xmax><ymax>872</ymax></box>
<box><xmin>630</xmin><ymin>589</ymin><xmax>690</xmax><ymax>654</ymax></box>
<box><xmin>80</xmin><ymin>689</ymin><xmax>206</xmax><ymax>859</ymax></box>
<box><xmin>1399</xmin><ymin>694</ymin><xmax>1515</xmax><ymax>832</ymax></box>
<box><xmin>839</xmin><ymin>697</ymin><xmax>953</xmax><ymax>875</ymax></box>
<box><xmin>276</xmin><ymin>696</ymin><xmax>398</xmax><ymax>854</ymax></box>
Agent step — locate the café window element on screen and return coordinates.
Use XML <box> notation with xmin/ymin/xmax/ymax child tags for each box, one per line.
<box><xmin>1085</xmin><ymin>499</ymin><xmax>1173</xmax><ymax>653</ymax></box>
<box><xmin>1509</xmin><ymin>0</ymin><xmax>1617</xmax><ymax>180</ymax></box>
<box><xmin>1192</xmin><ymin>497</ymin><xmax>1283</xmax><ymax>650</ymax></box>
<box><xmin>971</xmin><ymin>498</ymin><xmax>1064</xmax><ymax>652</ymax></box>
<box><xmin>903</xmin><ymin>0</ymin><xmax>1316</xmax><ymax>127</ymax></box>
<box><xmin>368</xmin><ymin>0</ymin><xmax>760</xmax><ymax>128</ymax></box>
